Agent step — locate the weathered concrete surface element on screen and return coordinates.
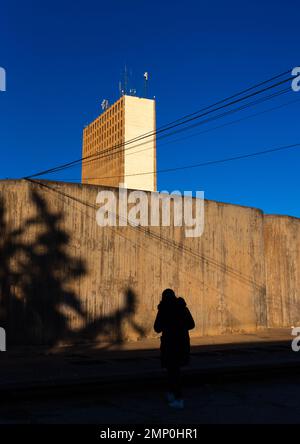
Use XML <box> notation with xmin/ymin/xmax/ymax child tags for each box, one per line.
<box><xmin>0</xmin><ymin>179</ymin><xmax>296</xmax><ymax>346</ymax></box>
<box><xmin>264</xmin><ymin>215</ymin><xmax>300</xmax><ymax>328</ymax></box>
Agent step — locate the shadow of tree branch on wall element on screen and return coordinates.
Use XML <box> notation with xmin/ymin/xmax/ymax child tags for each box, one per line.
<box><xmin>0</xmin><ymin>198</ymin><xmax>26</xmax><ymax>341</ymax></box>
<box><xmin>0</xmin><ymin>188</ymin><xmax>145</xmax><ymax>350</ymax></box>
<box><xmin>73</xmin><ymin>287</ymin><xmax>146</xmax><ymax>349</ymax></box>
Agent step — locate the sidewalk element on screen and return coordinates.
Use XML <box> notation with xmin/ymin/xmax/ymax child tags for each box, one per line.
<box><xmin>1</xmin><ymin>328</ymin><xmax>298</xmax><ymax>399</ymax></box>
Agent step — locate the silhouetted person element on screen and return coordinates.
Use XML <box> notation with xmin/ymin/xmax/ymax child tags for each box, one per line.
<box><xmin>154</xmin><ymin>288</ymin><xmax>195</xmax><ymax>409</ymax></box>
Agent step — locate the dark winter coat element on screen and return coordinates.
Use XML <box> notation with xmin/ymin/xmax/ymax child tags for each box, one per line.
<box><xmin>154</xmin><ymin>297</ymin><xmax>195</xmax><ymax>368</ymax></box>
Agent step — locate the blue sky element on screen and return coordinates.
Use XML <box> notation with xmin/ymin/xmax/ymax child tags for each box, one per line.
<box><xmin>0</xmin><ymin>0</ymin><xmax>299</xmax><ymax>216</ymax></box>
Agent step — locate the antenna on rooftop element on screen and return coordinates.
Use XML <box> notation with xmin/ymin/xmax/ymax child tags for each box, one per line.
<box><xmin>144</xmin><ymin>72</ymin><xmax>149</xmax><ymax>98</ymax></box>
<box><xmin>119</xmin><ymin>66</ymin><xmax>139</xmax><ymax>97</ymax></box>
<box><xmin>119</xmin><ymin>65</ymin><xmax>129</xmax><ymax>96</ymax></box>
<box><xmin>124</xmin><ymin>65</ymin><xmax>128</xmax><ymax>95</ymax></box>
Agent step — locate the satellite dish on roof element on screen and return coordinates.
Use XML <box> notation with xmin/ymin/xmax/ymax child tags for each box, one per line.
<box><xmin>101</xmin><ymin>99</ymin><xmax>109</xmax><ymax>111</ymax></box>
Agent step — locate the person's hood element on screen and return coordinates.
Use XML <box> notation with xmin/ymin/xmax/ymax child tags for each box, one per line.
<box><xmin>158</xmin><ymin>296</ymin><xmax>186</xmax><ymax>310</ymax></box>
<box><xmin>177</xmin><ymin>297</ymin><xmax>187</xmax><ymax>307</ymax></box>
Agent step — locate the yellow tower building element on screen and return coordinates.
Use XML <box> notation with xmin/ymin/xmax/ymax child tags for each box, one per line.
<box><xmin>82</xmin><ymin>95</ymin><xmax>156</xmax><ymax>191</ymax></box>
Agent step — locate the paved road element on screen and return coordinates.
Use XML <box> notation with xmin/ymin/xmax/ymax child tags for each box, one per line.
<box><xmin>0</xmin><ymin>329</ymin><xmax>295</xmax><ymax>396</ymax></box>
<box><xmin>1</xmin><ymin>373</ymin><xmax>300</xmax><ymax>424</ymax></box>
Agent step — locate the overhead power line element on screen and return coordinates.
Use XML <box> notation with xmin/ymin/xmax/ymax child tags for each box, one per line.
<box><xmin>61</xmin><ymin>89</ymin><xmax>296</xmax><ymax>181</ymax></box>
<box><xmin>136</xmin><ymin>96</ymin><xmax>300</xmax><ymax>155</ymax></box>
<box><xmin>27</xmin><ymin>76</ymin><xmax>293</xmax><ymax>178</ymax></box>
<box><xmin>23</xmin><ymin>68</ymin><xmax>295</xmax><ymax>180</ymax></box>
<box><xmin>78</xmin><ymin>87</ymin><xmax>290</xmax><ymax>172</ymax></box>
<box><xmin>142</xmin><ymin>69</ymin><xmax>292</xmax><ymax>133</ymax></box>
<box><xmin>73</xmin><ymin>141</ymin><xmax>300</xmax><ymax>181</ymax></box>
<box><xmin>59</xmin><ymin>95</ymin><xmax>296</xmax><ymax>181</ymax></box>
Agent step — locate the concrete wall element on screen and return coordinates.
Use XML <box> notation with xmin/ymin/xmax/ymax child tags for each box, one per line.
<box><xmin>264</xmin><ymin>215</ymin><xmax>300</xmax><ymax>328</ymax></box>
<box><xmin>0</xmin><ymin>179</ymin><xmax>298</xmax><ymax>346</ymax></box>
